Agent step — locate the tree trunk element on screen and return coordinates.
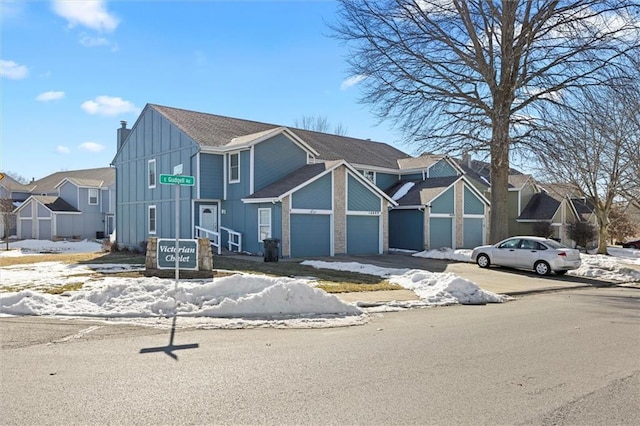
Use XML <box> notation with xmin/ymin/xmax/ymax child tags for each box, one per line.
<box><xmin>489</xmin><ymin>116</ymin><xmax>511</xmax><ymax>244</ymax></box>
<box><xmin>596</xmin><ymin>211</ymin><xmax>609</xmax><ymax>255</ymax></box>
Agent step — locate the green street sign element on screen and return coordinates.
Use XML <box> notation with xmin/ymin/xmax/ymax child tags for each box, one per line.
<box><xmin>157</xmin><ymin>239</ymin><xmax>199</xmax><ymax>270</ymax></box>
<box><xmin>159</xmin><ymin>174</ymin><xmax>195</xmax><ymax>186</ymax></box>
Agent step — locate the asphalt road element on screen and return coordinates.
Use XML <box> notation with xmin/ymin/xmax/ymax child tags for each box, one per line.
<box><xmin>1</xmin><ymin>287</ymin><xmax>639</xmax><ymax>425</ymax></box>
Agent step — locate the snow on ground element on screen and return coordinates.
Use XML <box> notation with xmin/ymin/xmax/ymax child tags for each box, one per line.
<box><xmin>412</xmin><ymin>246</ymin><xmax>640</xmax><ymax>283</ymax></box>
<box><xmin>2</xmin><ymin>239</ymin><xmax>638</xmax><ymax>328</ymax></box>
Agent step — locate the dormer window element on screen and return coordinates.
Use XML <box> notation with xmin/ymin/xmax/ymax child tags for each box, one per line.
<box><xmin>361</xmin><ymin>170</ymin><xmax>375</xmax><ymax>183</ymax></box>
<box><xmin>229</xmin><ymin>153</ymin><xmax>240</xmax><ymax>183</ymax></box>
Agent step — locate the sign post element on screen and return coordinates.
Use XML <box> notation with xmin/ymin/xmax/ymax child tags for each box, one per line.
<box><xmin>159</xmin><ymin>166</ymin><xmax>196</xmax><ymax>293</ymax></box>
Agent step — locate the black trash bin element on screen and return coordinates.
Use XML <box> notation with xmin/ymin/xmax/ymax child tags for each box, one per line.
<box><xmin>96</xmin><ymin>231</ymin><xmax>105</xmax><ymax>239</ymax></box>
<box><xmin>263</xmin><ymin>238</ymin><xmax>280</xmax><ymax>262</ymax></box>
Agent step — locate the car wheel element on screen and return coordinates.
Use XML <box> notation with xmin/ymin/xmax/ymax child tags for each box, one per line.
<box><xmin>555</xmin><ymin>270</ymin><xmax>568</xmax><ymax>276</ymax></box>
<box><xmin>534</xmin><ymin>261</ymin><xmax>551</xmax><ymax>276</ymax></box>
<box><xmin>476</xmin><ymin>254</ymin><xmax>490</xmax><ymax>268</ymax></box>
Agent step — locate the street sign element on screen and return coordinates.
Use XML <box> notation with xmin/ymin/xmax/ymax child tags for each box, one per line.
<box><xmin>157</xmin><ymin>239</ymin><xmax>199</xmax><ymax>270</ymax></box>
<box><xmin>159</xmin><ymin>174</ymin><xmax>195</xmax><ymax>186</ymax></box>
<box><xmin>0</xmin><ymin>172</ymin><xmax>5</xmax><ymax>181</ymax></box>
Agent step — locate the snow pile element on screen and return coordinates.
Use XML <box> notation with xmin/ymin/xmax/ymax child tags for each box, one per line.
<box><xmin>413</xmin><ymin>248</ymin><xmax>473</xmax><ymax>262</ymax></box>
<box><xmin>304</xmin><ymin>261</ymin><xmax>506</xmax><ymax>305</ymax></box>
<box><xmin>302</xmin><ymin>260</ymin><xmax>409</xmax><ymax>277</ymax></box>
<box><xmin>0</xmin><ymin>239</ymin><xmax>103</xmax><ymax>256</ymax></box>
<box><xmin>1</xmin><ymin>271</ymin><xmax>362</xmax><ymax>320</ymax></box>
<box><xmin>389</xmin><ymin>269</ymin><xmax>506</xmax><ymax>305</ymax></box>
<box><xmin>569</xmin><ymin>254</ymin><xmax>640</xmax><ymax>283</ymax></box>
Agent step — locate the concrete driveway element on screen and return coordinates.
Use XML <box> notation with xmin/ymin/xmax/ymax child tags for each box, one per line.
<box><xmin>300</xmin><ymin>252</ymin><xmax>618</xmax><ymax>303</ymax></box>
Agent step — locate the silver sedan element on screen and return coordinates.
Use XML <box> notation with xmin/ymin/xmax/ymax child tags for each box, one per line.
<box><xmin>471</xmin><ymin>236</ymin><xmax>581</xmax><ymax>276</ymax></box>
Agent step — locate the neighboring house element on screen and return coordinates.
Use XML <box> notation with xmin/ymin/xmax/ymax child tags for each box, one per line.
<box><xmin>0</xmin><ymin>174</ymin><xmax>33</xmax><ymax>238</ymax></box>
<box><xmin>12</xmin><ymin>168</ymin><xmax>115</xmax><ymax>240</ymax></box>
<box><xmin>111</xmin><ymin>104</ymin><xmax>493</xmax><ymax>256</ymax></box>
<box><xmin>455</xmin><ymin>157</ymin><xmax>596</xmax><ymax>247</ymax></box>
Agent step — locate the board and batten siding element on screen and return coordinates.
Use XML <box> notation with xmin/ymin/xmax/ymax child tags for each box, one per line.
<box><xmin>463</xmin><ymin>186</ymin><xmax>485</xmax><ymax>215</ymax></box>
<box><xmin>375</xmin><ymin>172</ymin><xmax>399</xmax><ymax>191</ymax></box>
<box><xmin>58</xmin><ymin>182</ymin><xmax>78</xmax><ymax>208</ymax></box>
<box><xmin>199</xmin><ymin>153</ymin><xmax>224</xmax><ymax>200</ymax></box>
<box><xmin>113</xmin><ymin>107</ymin><xmax>199</xmax><ymax>248</ymax></box>
<box><xmin>254</xmin><ymin>134</ymin><xmax>308</xmax><ymax>193</ymax></box>
<box><xmin>430</xmin><ymin>187</ymin><xmax>455</xmax><ymax>214</ymax></box>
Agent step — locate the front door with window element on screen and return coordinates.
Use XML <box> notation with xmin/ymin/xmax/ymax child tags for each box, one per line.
<box><xmin>199</xmin><ymin>205</ymin><xmax>218</xmax><ymax>233</ymax></box>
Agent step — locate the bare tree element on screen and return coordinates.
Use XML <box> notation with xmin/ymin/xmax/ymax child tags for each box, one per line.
<box><xmin>293</xmin><ymin>115</ymin><xmax>348</xmax><ymax>136</ymax></box>
<box><xmin>0</xmin><ymin>198</ymin><xmax>15</xmax><ymax>250</ymax></box>
<box><xmin>331</xmin><ymin>0</ymin><xmax>640</xmax><ymax>243</ymax></box>
<box><xmin>534</xmin><ymin>74</ymin><xmax>639</xmax><ymax>254</ymax></box>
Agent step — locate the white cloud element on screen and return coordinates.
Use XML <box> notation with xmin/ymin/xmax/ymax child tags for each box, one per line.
<box><xmin>81</xmin><ymin>96</ymin><xmax>139</xmax><ymax>116</ymax></box>
<box><xmin>56</xmin><ymin>145</ymin><xmax>71</xmax><ymax>154</ymax></box>
<box><xmin>340</xmin><ymin>74</ymin><xmax>367</xmax><ymax>90</ymax></box>
<box><xmin>52</xmin><ymin>0</ymin><xmax>119</xmax><ymax>32</ymax></box>
<box><xmin>0</xmin><ymin>59</ymin><xmax>28</xmax><ymax>79</ymax></box>
<box><xmin>79</xmin><ymin>34</ymin><xmax>110</xmax><ymax>47</ymax></box>
<box><xmin>36</xmin><ymin>91</ymin><xmax>65</xmax><ymax>102</ymax></box>
<box><xmin>79</xmin><ymin>142</ymin><xmax>105</xmax><ymax>152</ymax></box>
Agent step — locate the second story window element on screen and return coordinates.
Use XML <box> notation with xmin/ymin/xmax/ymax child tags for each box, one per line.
<box><xmin>229</xmin><ymin>153</ymin><xmax>240</xmax><ymax>183</ymax></box>
<box><xmin>148</xmin><ymin>159</ymin><xmax>156</xmax><ymax>189</ymax></box>
<box><xmin>88</xmin><ymin>188</ymin><xmax>99</xmax><ymax>205</ymax></box>
<box><xmin>361</xmin><ymin>170</ymin><xmax>375</xmax><ymax>183</ymax></box>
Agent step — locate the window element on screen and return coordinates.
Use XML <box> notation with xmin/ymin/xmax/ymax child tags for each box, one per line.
<box><xmin>148</xmin><ymin>159</ymin><xmax>156</xmax><ymax>188</ymax></box>
<box><xmin>229</xmin><ymin>153</ymin><xmax>240</xmax><ymax>183</ymax></box>
<box><xmin>361</xmin><ymin>170</ymin><xmax>375</xmax><ymax>182</ymax></box>
<box><xmin>258</xmin><ymin>208</ymin><xmax>271</xmax><ymax>241</ymax></box>
<box><xmin>88</xmin><ymin>188</ymin><xmax>98</xmax><ymax>205</ymax></box>
<box><xmin>148</xmin><ymin>205</ymin><xmax>157</xmax><ymax>234</ymax></box>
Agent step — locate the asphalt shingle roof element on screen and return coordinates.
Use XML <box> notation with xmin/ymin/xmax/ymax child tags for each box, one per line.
<box><xmin>244</xmin><ymin>163</ymin><xmax>331</xmax><ymax>200</ymax></box>
<box><xmin>385</xmin><ymin>176</ymin><xmax>460</xmax><ymax>206</ymax></box>
<box><xmin>29</xmin><ymin>168</ymin><xmax>115</xmax><ymax>194</ymax></box>
<box><xmin>149</xmin><ymin>104</ymin><xmax>411</xmax><ymax>170</ymax></box>
<box><xmin>31</xmin><ymin>196</ymin><xmax>80</xmax><ymax>213</ymax></box>
<box><xmin>518</xmin><ymin>192</ymin><xmax>560</xmax><ymax>221</ymax></box>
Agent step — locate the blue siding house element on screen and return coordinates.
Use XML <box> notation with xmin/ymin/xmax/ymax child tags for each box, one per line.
<box><xmin>111</xmin><ymin>104</ymin><xmax>493</xmax><ymax>256</ymax></box>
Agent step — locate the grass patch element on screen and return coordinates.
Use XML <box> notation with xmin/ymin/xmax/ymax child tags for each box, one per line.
<box><xmin>1</xmin><ymin>251</ymin><xmax>404</xmax><ymax>294</ymax></box>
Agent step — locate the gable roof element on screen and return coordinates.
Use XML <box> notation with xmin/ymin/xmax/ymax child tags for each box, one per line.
<box><xmin>16</xmin><ymin>196</ymin><xmax>80</xmax><ymax>213</ymax></box>
<box><xmin>385</xmin><ymin>176</ymin><xmax>460</xmax><ymax>206</ymax></box>
<box><xmin>0</xmin><ymin>173</ymin><xmax>33</xmax><ymax>193</ymax></box>
<box><xmin>148</xmin><ymin>104</ymin><xmax>411</xmax><ymax>170</ymax></box>
<box><xmin>28</xmin><ymin>168</ymin><xmax>115</xmax><ymax>194</ymax></box>
<box><xmin>517</xmin><ymin>192</ymin><xmax>561</xmax><ymax>221</ymax></box>
<box><xmin>243</xmin><ymin>160</ymin><xmax>397</xmax><ymax>206</ymax></box>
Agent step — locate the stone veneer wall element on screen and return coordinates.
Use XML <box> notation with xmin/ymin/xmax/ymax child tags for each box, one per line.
<box><xmin>382</xmin><ymin>200</ymin><xmax>389</xmax><ymax>252</ymax></box>
<box><xmin>281</xmin><ymin>195</ymin><xmax>291</xmax><ymax>257</ymax></box>
<box><xmin>455</xmin><ymin>180</ymin><xmax>464</xmax><ymax>248</ymax></box>
<box><xmin>333</xmin><ymin>166</ymin><xmax>346</xmax><ymax>254</ymax></box>
<box><xmin>144</xmin><ymin>236</ymin><xmax>214</xmax><ymax>278</ymax></box>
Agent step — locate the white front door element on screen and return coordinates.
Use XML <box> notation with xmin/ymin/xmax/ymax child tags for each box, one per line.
<box><xmin>199</xmin><ymin>205</ymin><xmax>218</xmax><ymax>232</ymax></box>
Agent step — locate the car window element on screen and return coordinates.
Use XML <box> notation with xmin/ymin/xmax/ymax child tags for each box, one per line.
<box><xmin>535</xmin><ymin>242</ymin><xmax>547</xmax><ymax>250</ymax></box>
<box><xmin>542</xmin><ymin>239</ymin><xmax>568</xmax><ymax>249</ymax></box>
<box><xmin>520</xmin><ymin>239</ymin><xmax>537</xmax><ymax>250</ymax></box>
<box><xmin>498</xmin><ymin>239</ymin><xmax>520</xmax><ymax>249</ymax></box>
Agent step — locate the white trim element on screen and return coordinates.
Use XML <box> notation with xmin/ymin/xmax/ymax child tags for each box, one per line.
<box><xmin>88</xmin><ymin>188</ymin><xmax>99</xmax><ymax>205</ymax></box>
<box><xmin>228</xmin><ymin>152</ymin><xmax>240</xmax><ymax>184</ymax></box>
<box><xmin>290</xmin><ymin>208</ymin><xmax>332</xmax><ymax>215</ymax></box>
<box><xmin>223</xmin><ymin>154</ymin><xmax>228</xmax><ymax>200</ymax></box>
<box><xmin>258</xmin><ymin>207</ymin><xmax>271</xmax><ymax>241</ymax></box>
<box><xmin>462</xmin><ymin>214</ymin><xmax>485</xmax><ymax>218</ymax></box>
<box><xmin>243</xmin><ymin>197</ymin><xmax>280</xmax><ymax>204</ymax></box>
<box><xmin>250</xmin><ymin>146</ymin><xmax>255</xmax><ymax>194</ymax></box>
<box><xmin>148</xmin><ymin>205</ymin><xmax>157</xmax><ymax>234</ymax></box>
<box><xmin>346</xmin><ymin>210</ymin><xmax>381</xmax><ymax>216</ymax></box>
<box><xmin>148</xmin><ymin>159</ymin><xmax>156</xmax><ymax>189</ymax></box>
<box><xmin>429</xmin><ymin>213</ymin><xmax>455</xmax><ymax>218</ymax></box>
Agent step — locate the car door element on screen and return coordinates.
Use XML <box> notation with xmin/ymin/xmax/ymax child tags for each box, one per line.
<box><xmin>516</xmin><ymin>238</ymin><xmax>540</xmax><ymax>268</ymax></box>
<box><xmin>492</xmin><ymin>238</ymin><xmax>521</xmax><ymax>267</ymax></box>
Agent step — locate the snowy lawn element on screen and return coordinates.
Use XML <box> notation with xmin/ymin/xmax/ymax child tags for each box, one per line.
<box><xmin>1</xmin><ymin>239</ymin><xmax>508</xmax><ymax>328</ymax></box>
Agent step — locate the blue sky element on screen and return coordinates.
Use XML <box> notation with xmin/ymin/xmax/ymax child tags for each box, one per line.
<box><xmin>1</xmin><ymin>0</ymin><xmax>408</xmax><ymax>182</ymax></box>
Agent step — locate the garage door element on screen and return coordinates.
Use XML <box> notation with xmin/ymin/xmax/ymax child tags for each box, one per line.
<box><xmin>429</xmin><ymin>217</ymin><xmax>453</xmax><ymax>249</ymax></box>
<box><xmin>38</xmin><ymin>219</ymin><xmax>52</xmax><ymax>240</ymax></box>
<box><xmin>463</xmin><ymin>218</ymin><xmax>484</xmax><ymax>249</ymax></box>
<box><xmin>290</xmin><ymin>214</ymin><xmax>331</xmax><ymax>257</ymax></box>
<box><xmin>389</xmin><ymin>210</ymin><xmax>424</xmax><ymax>251</ymax></box>
<box><xmin>347</xmin><ymin>215</ymin><xmax>379</xmax><ymax>254</ymax></box>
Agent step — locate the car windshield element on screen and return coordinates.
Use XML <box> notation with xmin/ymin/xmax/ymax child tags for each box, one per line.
<box><xmin>542</xmin><ymin>239</ymin><xmax>569</xmax><ymax>249</ymax></box>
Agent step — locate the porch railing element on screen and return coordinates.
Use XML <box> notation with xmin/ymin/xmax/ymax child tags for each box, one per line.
<box><xmin>194</xmin><ymin>225</ymin><xmax>242</xmax><ymax>255</ymax></box>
